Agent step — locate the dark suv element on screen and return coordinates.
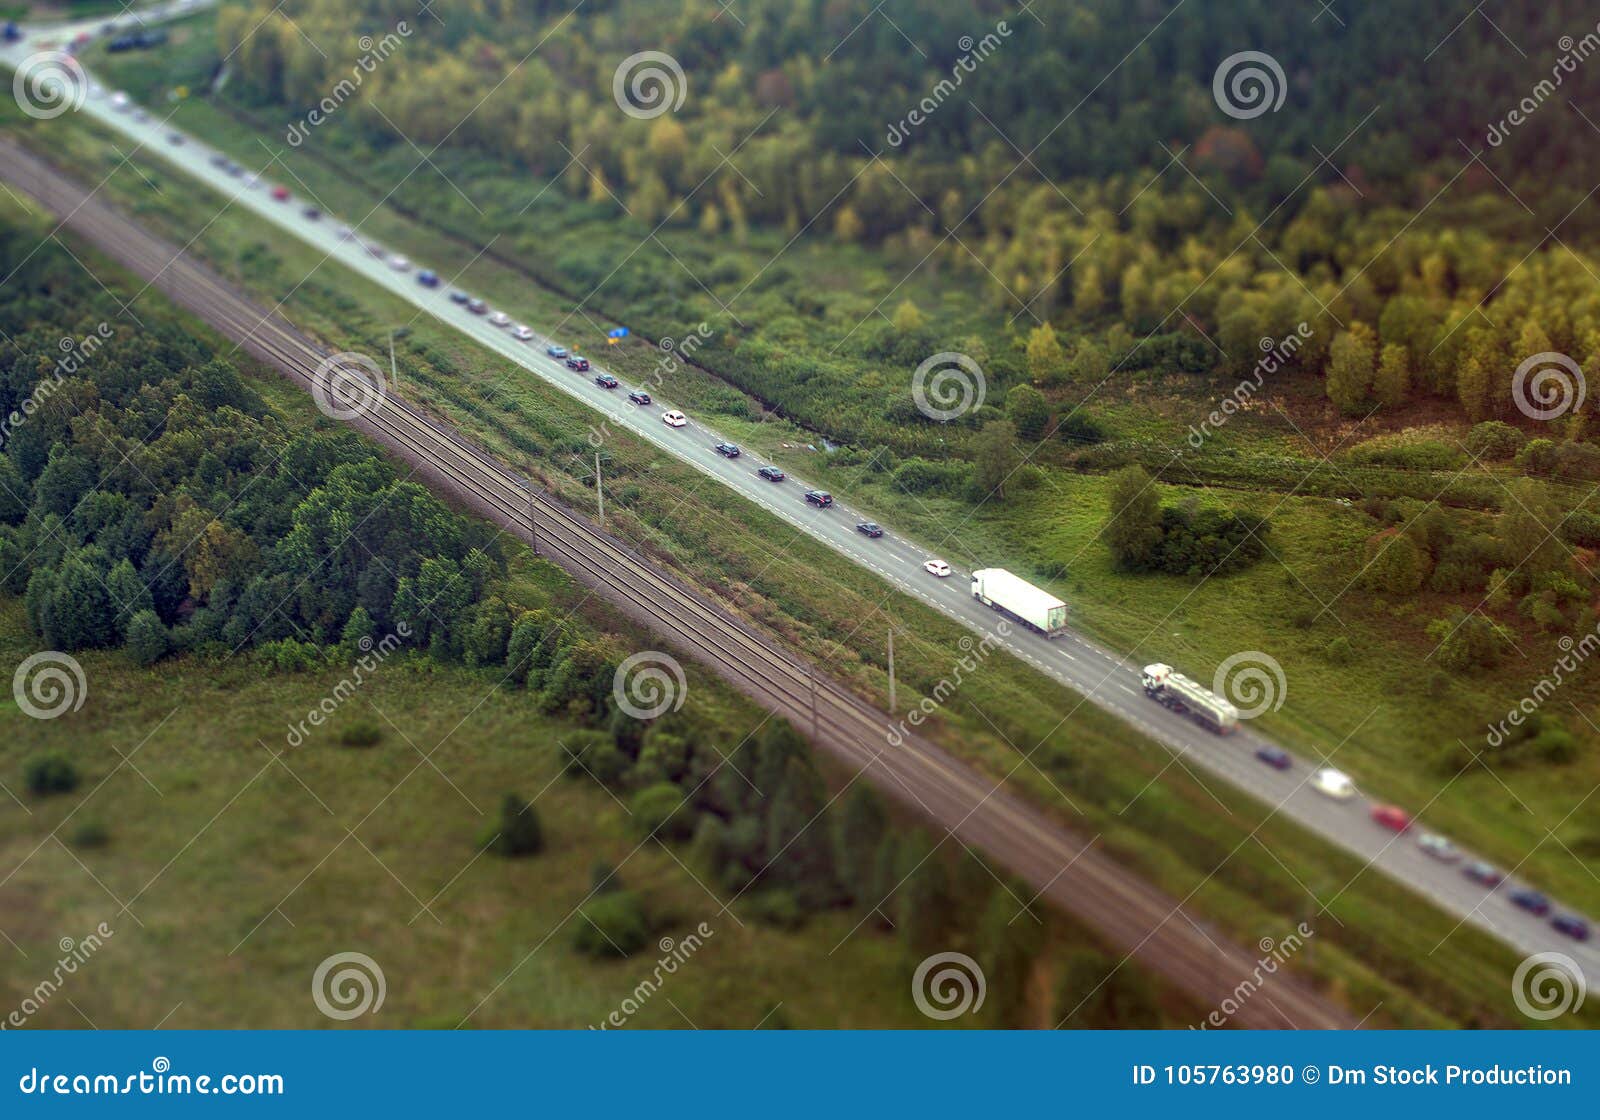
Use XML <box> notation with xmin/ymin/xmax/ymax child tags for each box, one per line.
<box><xmin>804</xmin><ymin>490</ymin><xmax>833</xmax><ymax>508</ymax></box>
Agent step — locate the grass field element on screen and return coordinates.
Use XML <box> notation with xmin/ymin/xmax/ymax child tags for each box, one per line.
<box><xmin>1</xmin><ymin>74</ymin><xmax>1592</xmax><ymax>1027</ymax></box>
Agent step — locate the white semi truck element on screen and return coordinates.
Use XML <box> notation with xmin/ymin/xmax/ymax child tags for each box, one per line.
<box><xmin>970</xmin><ymin>569</ymin><xmax>1067</xmax><ymax>637</ymax></box>
<box><xmin>1140</xmin><ymin>663</ymin><xmax>1239</xmax><ymax>734</ymax></box>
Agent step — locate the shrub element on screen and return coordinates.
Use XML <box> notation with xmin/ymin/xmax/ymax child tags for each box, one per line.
<box><xmin>1325</xmin><ymin>636</ymin><xmax>1355</xmax><ymax>665</ymax></box>
<box><xmin>25</xmin><ymin>754</ymin><xmax>80</xmax><ymax>795</ymax></box>
<box><xmin>572</xmin><ymin>891</ymin><xmax>650</xmax><ymax>958</ymax></box>
<box><xmin>629</xmin><ymin>782</ymin><xmax>692</xmax><ymax>841</ymax></box>
<box><xmin>70</xmin><ymin>819</ymin><xmax>110</xmax><ymax>848</ymax></box>
<box><xmin>590</xmin><ymin>859</ymin><xmax>622</xmax><ymax>895</ymax></box>
<box><xmin>744</xmin><ymin>888</ymin><xmax>805</xmax><ymax>930</ymax></box>
<box><xmin>1056</xmin><ymin>410</ymin><xmax>1108</xmax><ymax>445</ymax></box>
<box><xmin>1515</xmin><ymin>438</ymin><xmax>1559</xmax><ymax>476</ymax></box>
<box><xmin>1465</xmin><ymin>421</ymin><xmax>1526</xmax><ymax>460</ymax></box>
<box><xmin>125</xmin><ymin>609</ymin><xmax>170</xmax><ymax>667</ymax></box>
<box><xmin>1426</xmin><ymin>612</ymin><xmax>1512</xmax><ymax>672</ymax></box>
<box><xmin>339</xmin><ymin>720</ymin><xmax>383</xmax><ymax>748</ymax></box>
<box><xmin>481</xmin><ymin>792</ymin><xmax>545</xmax><ymax>857</ymax></box>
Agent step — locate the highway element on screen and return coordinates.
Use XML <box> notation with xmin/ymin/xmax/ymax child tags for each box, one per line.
<box><xmin>0</xmin><ymin>136</ymin><xmax>1357</xmax><ymax>1028</ymax></box>
<box><xmin>2</xmin><ymin>15</ymin><xmax>1595</xmax><ymax>989</ymax></box>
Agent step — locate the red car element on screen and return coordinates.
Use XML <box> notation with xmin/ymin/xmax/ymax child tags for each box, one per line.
<box><xmin>1371</xmin><ymin>804</ymin><xmax>1412</xmax><ymax>833</ymax></box>
<box><xmin>271</xmin><ymin>186</ymin><xmax>290</xmax><ymax>202</ymax></box>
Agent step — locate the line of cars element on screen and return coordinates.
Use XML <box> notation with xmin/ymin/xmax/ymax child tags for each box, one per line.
<box><xmin>1298</xmin><ymin>764</ymin><xmax>1591</xmax><ymax>941</ymax></box>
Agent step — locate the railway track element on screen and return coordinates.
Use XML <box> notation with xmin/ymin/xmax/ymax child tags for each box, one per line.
<box><xmin>0</xmin><ymin>136</ymin><xmax>1355</xmax><ymax>1028</ymax></box>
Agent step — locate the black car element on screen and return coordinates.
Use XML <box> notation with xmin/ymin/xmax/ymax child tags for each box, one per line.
<box><xmin>1461</xmin><ymin>861</ymin><xmax>1502</xmax><ymax>887</ymax></box>
<box><xmin>595</xmin><ymin>374</ymin><xmax>618</xmax><ymax>389</ymax></box>
<box><xmin>1551</xmin><ymin>913</ymin><xmax>1591</xmax><ymax>941</ymax></box>
<box><xmin>628</xmin><ymin>390</ymin><xmax>652</xmax><ymax>406</ymax></box>
<box><xmin>714</xmin><ymin>443</ymin><xmax>741</xmax><ymax>458</ymax></box>
<box><xmin>855</xmin><ymin>522</ymin><xmax>883</xmax><ymax>538</ymax></box>
<box><xmin>1254</xmin><ymin>746</ymin><xmax>1290</xmax><ymax>770</ymax></box>
<box><xmin>302</xmin><ymin>206</ymin><xmax>321</xmax><ymax>220</ymax></box>
<box><xmin>1509</xmin><ymin>888</ymin><xmax>1550</xmax><ymax>916</ymax></box>
<box><xmin>804</xmin><ymin>490</ymin><xmax>833</xmax><ymax>508</ymax></box>
<box><xmin>448</xmin><ymin>290</ymin><xmax>470</xmax><ymax>304</ymax></box>
<box><xmin>467</xmin><ymin>298</ymin><xmax>489</xmax><ymax>315</ymax></box>
<box><xmin>566</xmin><ymin>356</ymin><xmax>590</xmax><ymax>372</ymax></box>
<box><xmin>757</xmin><ymin>466</ymin><xmax>785</xmax><ymax>482</ymax></box>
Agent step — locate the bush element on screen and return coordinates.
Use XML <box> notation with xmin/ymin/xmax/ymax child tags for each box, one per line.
<box><xmin>481</xmin><ymin>792</ymin><xmax>544</xmax><ymax>857</ymax></box>
<box><xmin>1426</xmin><ymin>612</ymin><xmax>1513</xmax><ymax>672</ymax></box>
<box><xmin>1465</xmin><ymin>421</ymin><xmax>1526</xmax><ymax>460</ymax></box>
<box><xmin>744</xmin><ymin>888</ymin><xmax>805</xmax><ymax>930</ymax></box>
<box><xmin>1515</xmin><ymin>438</ymin><xmax>1559</xmax><ymax>476</ymax></box>
<box><xmin>891</xmin><ymin>457</ymin><xmax>971</xmax><ymax>497</ymax></box>
<box><xmin>70</xmin><ymin>819</ymin><xmax>110</xmax><ymax>848</ymax></box>
<box><xmin>1056</xmin><ymin>410</ymin><xmax>1108</xmax><ymax>445</ymax></box>
<box><xmin>25</xmin><ymin>754</ymin><xmax>80</xmax><ymax>796</ymax></box>
<box><xmin>339</xmin><ymin>720</ymin><xmax>383</xmax><ymax>748</ymax></box>
<box><xmin>1325</xmin><ymin>636</ymin><xmax>1355</xmax><ymax>665</ymax></box>
<box><xmin>572</xmin><ymin>891</ymin><xmax>650</xmax><ymax>958</ymax></box>
<box><xmin>125</xmin><ymin>609</ymin><xmax>170</xmax><ymax>666</ymax></box>
<box><xmin>629</xmin><ymin>782</ymin><xmax>692</xmax><ymax>842</ymax></box>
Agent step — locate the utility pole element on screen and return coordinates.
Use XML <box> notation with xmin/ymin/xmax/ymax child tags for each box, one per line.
<box><xmin>887</xmin><ymin>625</ymin><xmax>896</xmax><ymax>713</ymax></box>
<box><xmin>388</xmin><ymin>330</ymin><xmax>397</xmax><ymax>392</ymax></box>
<box><xmin>522</xmin><ymin>479</ymin><xmax>539</xmax><ymax>556</ymax></box>
<box><xmin>595</xmin><ymin>452</ymin><xmax>604</xmax><ymax>527</ymax></box>
<box><xmin>809</xmin><ymin>663</ymin><xmax>819</xmax><ymax>741</ymax></box>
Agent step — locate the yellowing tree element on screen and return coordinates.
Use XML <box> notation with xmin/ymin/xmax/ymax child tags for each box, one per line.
<box><xmin>1326</xmin><ymin>323</ymin><xmax>1376</xmax><ymax>414</ymax></box>
<box><xmin>1026</xmin><ymin>322</ymin><xmax>1067</xmax><ymax>385</ymax></box>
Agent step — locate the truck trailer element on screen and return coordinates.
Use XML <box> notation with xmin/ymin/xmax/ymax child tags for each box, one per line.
<box><xmin>1140</xmin><ymin>663</ymin><xmax>1238</xmax><ymax>734</ymax></box>
<box><xmin>970</xmin><ymin>569</ymin><xmax>1067</xmax><ymax>637</ymax></box>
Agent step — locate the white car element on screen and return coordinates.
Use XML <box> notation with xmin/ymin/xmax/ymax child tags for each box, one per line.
<box><xmin>923</xmin><ymin>559</ymin><xmax>952</xmax><ymax>578</ymax></box>
<box><xmin>110</xmin><ymin>91</ymin><xmax>130</xmax><ymax>111</ymax></box>
<box><xmin>1310</xmin><ymin>768</ymin><xmax>1355</xmax><ymax>800</ymax></box>
<box><xmin>512</xmin><ymin>325</ymin><xmax>535</xmax><ymax>341</ymax></box>
<box><xmin>388</xmin><ymin>255</ymin><xmax>411</xmax><ymax>272</ymax></box>
<box><xmin>488</xmin><ymin>311</ymin><xmax>512</xmax><ymax>328</ymax></box>
<box><xmin>1418</xmin><ymin>832</ymin><xmax>1461</xmax><ymax>863</ymax></box>
<box><xmin>662</xmin><ymin>410</ymin><xmax>687</xmax><ymax>428</ymax></box>
<box><xmin>335</xmin><ymin>225</ymin><xmax>353</xmax><ymax>240</ymax></box>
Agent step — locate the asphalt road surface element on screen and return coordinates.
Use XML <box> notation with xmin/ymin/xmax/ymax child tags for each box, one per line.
<box><xmin>0</xmin><ymin>135</ymin><xmax>1360</xmax><ymax>1028</ymax></box>
<box><xmin>1</xmin><ymin>17</ymin><xmax>1594</xmax><ymax>989</ymax></box>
